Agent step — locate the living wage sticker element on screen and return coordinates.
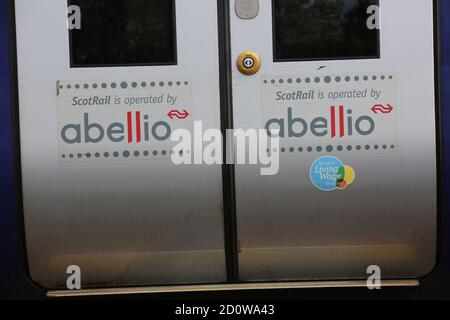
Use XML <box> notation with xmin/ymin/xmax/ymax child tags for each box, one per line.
<box><xmin>310</xmin><ymin>156</ymin><xmax>356</xmax><ymax>191</ymax></box>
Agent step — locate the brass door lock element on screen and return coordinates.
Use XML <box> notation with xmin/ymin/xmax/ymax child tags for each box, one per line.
<box><xmin>236</xmin><ymin>50</ymin><xmax>261</xmax><ymax>75</ymax></box>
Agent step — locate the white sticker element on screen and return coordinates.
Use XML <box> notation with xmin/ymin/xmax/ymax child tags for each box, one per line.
<box><xmin>57</xmin><ymin>79</ymin><xmax>192</xmax><ymax>161</ymax></box>
<box><xmin>262</xmin><ymin>73</ymin><xmax>397</xmax><ymax>153</ymax></box>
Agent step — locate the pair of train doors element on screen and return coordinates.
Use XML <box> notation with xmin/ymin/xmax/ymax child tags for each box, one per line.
<box><xmin>13</xmin><ymin>0</ymin><xmax>438</xmax><ymax>289</ymax></box>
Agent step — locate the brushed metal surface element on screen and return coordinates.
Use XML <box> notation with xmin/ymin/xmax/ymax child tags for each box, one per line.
<box><xmin>230</xmin><ymin>0</ymin><xmax>437</xmax><ymax>280</ymax></box>
<box><xmin>15</xmin><ymin>0</ymin><xmax>226</xmax><ymax>288</ymax></box>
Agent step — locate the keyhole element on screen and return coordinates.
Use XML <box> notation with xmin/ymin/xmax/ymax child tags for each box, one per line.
<box><xmin>243</xmin><ymin>57</ymin><xmax>254</xmax><ymax>68</ymax></box>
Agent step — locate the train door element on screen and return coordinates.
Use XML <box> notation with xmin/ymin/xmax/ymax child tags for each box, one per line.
<box><xmin>230</xmin><ymin>0</ymin><xmax>438</xmax><ymax>281</ymax></box>
<box><xmin>13</xmin><ymin>0</ymin><xmax>438</xmax><ymax>290</ymax></box>
<box><xmin>14</xmin><ymin>0</ymin><xmax>226</xmax><ymax>288</ymax></box>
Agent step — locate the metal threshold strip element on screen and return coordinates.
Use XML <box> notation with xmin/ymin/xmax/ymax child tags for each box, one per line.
<box><xmin>47</xmin><ymin>279</ymin><xmax>419</xmax><ymax>297</ymax></box>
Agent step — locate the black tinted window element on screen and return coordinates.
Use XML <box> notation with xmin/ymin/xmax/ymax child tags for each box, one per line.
<box><xmin>273</xmin><ymin>0</ymin><xmax>379</xmax><ymax>61</ymax></box>
<box><xmin>69</xmin><ymin>0</ymin><xmax>176</xmax><ymax>67</ymax></box>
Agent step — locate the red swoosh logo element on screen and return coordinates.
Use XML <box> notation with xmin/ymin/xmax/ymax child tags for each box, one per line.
<box><xmin>168</xmin><ymin>109</ymin><xmax>190</xmax><ymax>120</ymax></box>
<box><xmin>371</xmin><ymin>104</ymin><xmax>394</xmax><ymax>114</ymax></box>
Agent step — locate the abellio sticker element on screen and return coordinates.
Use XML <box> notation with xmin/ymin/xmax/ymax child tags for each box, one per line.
<box><xmin>56</xmin><ymin>79</ymin><xmax>192</xmax><ymax>161</ymax></box>
<box><xmin>310</xmin><ymin>156</ymin><xmax>355</xmax><ymax>191</ymax></box>
<box><xmin>262</xmin><ymin>73</ymin><xmax>397</xmax><ymax>154</ymax></box>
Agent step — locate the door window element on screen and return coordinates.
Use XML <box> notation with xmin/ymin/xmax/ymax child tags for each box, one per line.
<box><xmin>69</xmin><ymin>0</ymin><xmax>176</xmax><ymax>67</ymax></box>
<box><xmin>272</xmin><ymin>0</ymin><xmax>380</xmax><ymax>61</ymax></box>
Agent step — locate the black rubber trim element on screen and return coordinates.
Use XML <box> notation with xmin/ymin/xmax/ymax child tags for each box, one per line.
<box><xmin>217</xmin><ymin>0</ymin><xmax>239</xmax><ymax>282</ymax></box>
<box><xmin>420</xmin><ymin>0</ymin><xmax>442</xmax><ymax>282</ymax></box>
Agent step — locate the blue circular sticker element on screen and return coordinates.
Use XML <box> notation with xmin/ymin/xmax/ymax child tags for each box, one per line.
<box><xmin>310</xmin><ymin>156</ymin><xmax>344</xmax><ymax>191</ymax></box>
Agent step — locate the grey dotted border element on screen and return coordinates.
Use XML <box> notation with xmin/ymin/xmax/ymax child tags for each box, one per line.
<box><xmin>60</xmin><ymin>149</ymin><xmax>185</xmax><ymax>160</ymax></box>
<box><xmin>267</xmin><ymin>144</ymin><xmax>395</xmax><ymax>154</ymax></box>
<box><xmin>63</xmin><ymin>144</ymin><xmax>396</xmax><ymax>159</ymax></box>
<box><xmin>59</xmin><ymin>80</ymin><xmax>190</xmax><ymax>91</ymax></box>
<box><xmin>263</xmin><ymin>74</ymin><xmax>394</xmax><ymax>85</ymax></box>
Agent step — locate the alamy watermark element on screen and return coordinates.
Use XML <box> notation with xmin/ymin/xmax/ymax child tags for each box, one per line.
<box><xmin>68</xmin><ymin>4</ymin><xmax>380</xmax><ymax>31</ymax></box>
<box><xmin>367</xmin><ymin>265</ymin><xmax>382</xmax><ymax>290</ymax></box>
<box><xmin>67</xmin><ymin>5</ymin><xmax>81</xmax><ymax>30</ymax></box>
<box><xmin>66</xmin><ymin>265</ymin><xmax>81</xmax><ymax>290</ymax></box>
<box><xmin>170</xmin><ymin>125</ymin><xmax>280</xmax><ymax>176</ymax></box>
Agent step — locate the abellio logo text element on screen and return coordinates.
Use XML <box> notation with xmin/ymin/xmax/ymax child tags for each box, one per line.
<box><xmin>61</xmin><ymin>111</ymin><xmax>171</xmax><ymax>144</ymax></box>
<box><xmin>60</xmin><ymin>105</ymin><xmax>376</xmax><ymax>145</ymax></box>
<box><xmin>265</xmin><ymin>106</ymin><xmax>375</xmax><ymax>138</ymax></box>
